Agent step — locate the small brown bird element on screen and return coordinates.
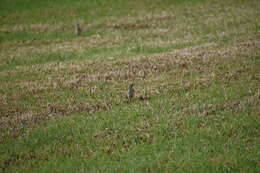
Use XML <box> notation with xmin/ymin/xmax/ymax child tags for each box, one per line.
<box><xmin>127</xmin><ymin>84</ymin><xmax>135</xmax><ymax>100</ymax></box>
<box><xmin>75</xmin><ymin>23</ymin><xmax>81</xmax><ymax>36</ymax></box>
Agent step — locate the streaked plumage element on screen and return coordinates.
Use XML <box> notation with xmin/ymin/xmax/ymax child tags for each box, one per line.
<box><xmin>75</xmin><ymin>23</ymin><xmax>81</xmax><ymax>36</ymax></box>
<box><xmin>127</xmin><ymin>84</ymin><xmax>135</xmax><ymax>100</ymax></box>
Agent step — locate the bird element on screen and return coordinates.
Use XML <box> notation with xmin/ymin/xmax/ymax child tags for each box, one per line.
<box><xmin>75</xmin><ymin>23</ymin><xmax>82</xmax><ymax>36</ymax></box>
<box><xmin>127</xmin><ymin>84</ymin><xmax>135</xmax><ymax>101</ymax></box>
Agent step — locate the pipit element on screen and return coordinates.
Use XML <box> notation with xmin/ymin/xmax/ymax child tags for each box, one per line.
<box><xmin>75</xmin><ymin>23</ymin><xmax>81</xmax><ymax>36</ymax></box>
<box><xmin>127</xmin><ymin>84</ymin><xmax>135</xmax><ymax>100</ymax></box>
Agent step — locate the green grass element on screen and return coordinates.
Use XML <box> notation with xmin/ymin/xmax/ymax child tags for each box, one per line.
<box><xmin>0</xmin><ymin>0</ymin><xmax>259</xmax><ymax>172</ymax></box>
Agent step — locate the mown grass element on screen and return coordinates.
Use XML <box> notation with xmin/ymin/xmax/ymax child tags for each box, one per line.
<box><xmin>0</xmin><ymin>0</ymin><xmax>259</xmax><ymax>172</ymax></box>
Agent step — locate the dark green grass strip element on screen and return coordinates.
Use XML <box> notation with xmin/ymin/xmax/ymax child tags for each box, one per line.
<box><xmin>0</xmin><ymin>41</ymin><xmax>201</xmax><ymax>72</ymax></box>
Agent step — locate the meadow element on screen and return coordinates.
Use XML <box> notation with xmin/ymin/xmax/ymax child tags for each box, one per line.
<box><xmin>0</xmin><ymin>0</ymin><xmax>259</xmax><ymax>172</ymax></box>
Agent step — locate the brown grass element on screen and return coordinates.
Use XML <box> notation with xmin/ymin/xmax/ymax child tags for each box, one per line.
<box><xmin>1</xmin><ymin>39</ymin><xmax>259</xmax><ymax>140</ymax></box>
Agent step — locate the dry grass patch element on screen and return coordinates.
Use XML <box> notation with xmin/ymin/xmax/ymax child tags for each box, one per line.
<box><xmin>1</xmin><ymin>39</ymin><xmax>259</xmax><ymax>140</ymax></box>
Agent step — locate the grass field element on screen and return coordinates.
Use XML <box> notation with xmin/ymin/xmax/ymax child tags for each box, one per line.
<box><xmin>0</xmin><ymin>0</ymin><xmax>260</xmax><ymax>172</ymax></box>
